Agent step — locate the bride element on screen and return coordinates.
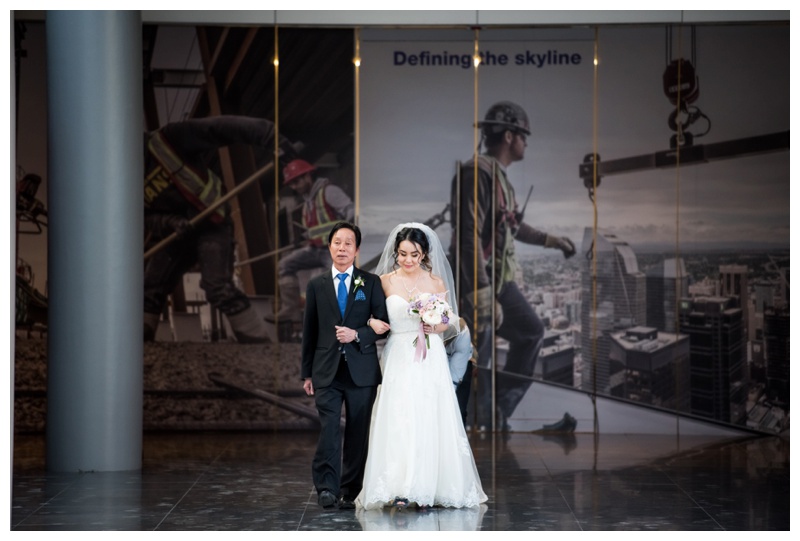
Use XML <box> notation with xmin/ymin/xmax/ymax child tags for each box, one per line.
<box><xmin>355</xmin><ymin>223</ymin><xmax>487</xmax><ymax>510</ymax></box>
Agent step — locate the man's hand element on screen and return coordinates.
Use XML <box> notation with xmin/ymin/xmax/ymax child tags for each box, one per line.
<box><xmin>545</xmin><ymin>235</ymin><xmax>576</xmax><ymax>258</ymax></box>
<box><xmin>146</xmin><ymin>214</ymin><xmax>193</xmax><ymax>240</ymax></box>
<box><xmin>335</xmin><ymin>325</ymin><xmax>357</xmax><ymax>343</ymax></box>
<box><xmin>303</xmin><ymin>378</ymin><xmax>314</xmax><ymax>396</ymax></box>
<box><xmin>476</xmin><ymin>286</ymin><xmax>503</xmax><ymax>332</ymax></box>
<box><xmin>167</xmin><ymin>215</ymin><xmax>194</xmax><ymax>240</ymax></box>
<box><xmin>278</xmin><ymin>136</ymin><xmax>300</xmax><ymax>161</ymax></box>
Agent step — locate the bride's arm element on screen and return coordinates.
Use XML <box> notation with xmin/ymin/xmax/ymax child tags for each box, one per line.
<box><xmin>368</xmin><ymin>316</ymin><xmax>390</xmax><ymax>334</ymax></box>
<box><xmin>365</xmin><ymin>274</ymin><xmax>392</xmax><ymax>334</ymax></box>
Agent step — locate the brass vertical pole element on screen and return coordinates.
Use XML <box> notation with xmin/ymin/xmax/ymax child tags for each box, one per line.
<box><xmin>674</xmin><ymin>24</ymin><xmax>684</xmax><ymax>437</ymax></box>
<box><xmin>591</xmin><ymin>27</ymin><xmax>600</xmax><ymax>434</ymax></box>
<box><xmin>273</xmin><ymin>21</ymin><xmax>280</xmax><ymax>317</ymax></box>
<box><xmin>354</xmin><ymin>28</ymin><xmax>361</xmax><ymax>233</ymax></box>
<box><xmin>273</xmin><ymin>19</ymin><xmax>281</xmax><ymax>416</ymax></box>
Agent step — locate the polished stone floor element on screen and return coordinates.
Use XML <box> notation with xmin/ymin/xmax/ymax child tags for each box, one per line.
<box><xmin>10</xmin><ymin>430</ymin><xmax>790</xmax><ymax>531</ymax></box>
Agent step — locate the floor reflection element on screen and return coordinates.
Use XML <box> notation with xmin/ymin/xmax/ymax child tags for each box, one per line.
<box><xmin>538</xmin><ymin>431</ymin><xmax>578</xmax><ymax>454</ymax></box>
<box><xmin>11</xmin><ymin>431</ymin><xmax>789</xmax><ymax>531</ymax></box>
<box><xmin>356</xmin><ymin>505</ymin><xmax>488</xmax><ymax>531</ymax></box>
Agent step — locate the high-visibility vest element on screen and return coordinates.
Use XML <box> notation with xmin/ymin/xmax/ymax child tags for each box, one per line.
<box><xmin>146</xmin><ymin>131</ymin><xmax>226</xmax><ymax>223</ymax></box>
<box><xmin>303</xmin><ymin>180</ymin><xmax>338</xmax><ymax>247</ymax></box>
<box><xmin>469</xmin><ymin>155</ymin><xmax>519</xmax><ymax>288</ymax></box>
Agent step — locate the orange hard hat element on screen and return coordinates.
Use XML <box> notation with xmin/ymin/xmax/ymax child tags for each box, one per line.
<box><xmin>283</xmin><ymin>159</ymin><xmax>316</xmax><ymax>185</ymax></box>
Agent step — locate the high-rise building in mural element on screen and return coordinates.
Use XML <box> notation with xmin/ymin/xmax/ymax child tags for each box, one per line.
<box><xmin>778</xmin><ymin>267</ymin><xmax>789</xmax><ymax>307</ymax></box>
<box><xmin>564</xmin><ymin>300</ymin><xmax>581</xmax><ymax>326</ymax></box>
<box><xmin>536</xmin><ymin>330</ymin><xmax>575</xmax><ymax>386</ymax></box>
<box><xmin>678</xmin><ymin>296</ymin><xmax>747</xmax><ymax>424</ymax></box>
<box><xmin>750</xmin><ymin>280</ymin><xmax>775</xmax><ymax>379</ymax></box>
<box><xmin>645</xmin><ymin>258</ymin><xmax>688</xmax><ymax>333</ymax></box>
<box><xmin>753</xmin><ymin>281</ymin><xmax>776</xmax><ymax>314</ymax></box>
<box><xmin>608</xmin><ymin>326</ymin><xmax>690</xmax><ymax>412</ymax></box>
<box><xmin>719</xmin><ymin>264</ymin><xmax>750</xmax><ymax>343</ymax></box>
<box><xmin>763</xmin><ymin>307</ymin><xmax>789</xmax><ymax>408</ymax></box>
<box><xmin>580</xmin><ymin>228</ymin><xmax>646</xmax><ymax>394</ymax></box>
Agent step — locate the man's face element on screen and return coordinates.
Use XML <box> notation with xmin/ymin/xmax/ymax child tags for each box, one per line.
<box><xmin>329</xmin><ymin>227</ymin><xmax>359</xmax><ymax>272</ymax></box>
<box><xmin>509</xmin><ymin>131</ymin><xmax>527</xmax><ymax>162</ymax></box>
<box><xmin>287</xmin><ymin>173</ymin><xmax>312</xmax><ymax>195</ymax></box>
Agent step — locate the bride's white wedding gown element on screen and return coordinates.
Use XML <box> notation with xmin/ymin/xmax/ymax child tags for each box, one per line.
<box><xmin>355</xmin><ymin>294</ymin><xmax>488</xmax><ymax>509</ymax></box>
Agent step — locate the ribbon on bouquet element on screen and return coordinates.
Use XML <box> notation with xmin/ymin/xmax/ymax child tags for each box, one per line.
<box><xmin>413</xmin><ymin>322</ymin><xmax>428</xmax><ymax>362</ymax></box>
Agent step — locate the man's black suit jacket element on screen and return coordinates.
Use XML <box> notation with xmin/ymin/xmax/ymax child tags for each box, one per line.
<box><xmin>301</xmin><ymin>267</ymin><xmax>388</xmax><ymax>388</ymax></box>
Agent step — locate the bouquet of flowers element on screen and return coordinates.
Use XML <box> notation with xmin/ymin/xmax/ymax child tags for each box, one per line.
<box><xmin>407</xmin><ymin>292</ymin><xmax>454</xmax><ymax>362</ymax></box>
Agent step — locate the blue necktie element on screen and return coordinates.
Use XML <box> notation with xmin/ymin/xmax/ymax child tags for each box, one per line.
<box><xmin>336</xmin><ymin>273</ymin><xmax>348</xmax><ymax>317</ymax></box>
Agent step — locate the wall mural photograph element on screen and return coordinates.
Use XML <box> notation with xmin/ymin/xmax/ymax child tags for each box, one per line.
<box><xmin>356</xmin><ymin>24</ymin><xmax>789</xmax><ymax>434</ymax></box>
<box><xmin>13</xmin><ymin>20</ymin><xmax>788</xmax><ymax>436</ymax></box>
<box><xmin>15</xmin><ymin>23</ymin><xmax>359</xmax><ymax>431</ymax></box>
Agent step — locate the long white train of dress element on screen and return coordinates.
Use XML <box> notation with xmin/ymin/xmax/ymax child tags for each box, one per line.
<box><xmin>355</xmin><ymin>294</ymin><xmax>488</xmax><ymax>509</ymax></box>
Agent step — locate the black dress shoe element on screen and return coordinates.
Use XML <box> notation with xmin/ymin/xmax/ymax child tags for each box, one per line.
<box><xmin>318</xmin><ymin>490</ymin><xmax>337</xmax><ymax>509</ymax></box>
<box><xmin>538</xmin><ymin>412</ymin><xmax>577</xmax><ymax>433</ymax></box>
<box><xmin>338</xmin><ymin>497</ymin><xmax>355</xmax><ymax>510</ymax></box>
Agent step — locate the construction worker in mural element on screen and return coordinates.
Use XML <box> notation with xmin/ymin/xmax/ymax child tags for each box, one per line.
<box><xmin>449</xmin><ymin>101</ymin><xmax>576</xmax><ymax>431</ymax></box>
<box><xmin>143</xmin><ymin>115</ymin><xmax>291</xmax><ymax>343</ymax></box>
<box><xmin>264</xmin><ymin>158</ymin><xmax>354</xmax><ymax>324</ymax></box>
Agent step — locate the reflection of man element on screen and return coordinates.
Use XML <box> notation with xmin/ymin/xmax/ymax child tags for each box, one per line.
<box><xmin>302</xmin><ymin>222</ymin><xmax>388</xmax><ymax>509</ymax></box>
<box><xmin>144</xmin><ymin>115</ymin><xmax>285</xmax><ymax>343</ymax></box>
<box><xmin>266</xmin><ymin>159</ymin><xmax>354</xmax><ymax>323</ymax></box>
<box><xmin>449</xmin><ymin>101</ymin><xmax>575</xmax><ymax>431</ymax></box>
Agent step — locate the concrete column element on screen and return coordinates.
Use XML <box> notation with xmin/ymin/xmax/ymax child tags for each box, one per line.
<box><xmin>46</xmin><ymin>10</ymin><xmax>143</xmax><ymax>471</ymax></box>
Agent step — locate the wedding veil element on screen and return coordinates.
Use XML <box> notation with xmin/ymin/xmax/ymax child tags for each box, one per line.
<box><xmin>373</xmin><ymin>222</ymin><xmax>460</xmax><ymax>329</ymax></box>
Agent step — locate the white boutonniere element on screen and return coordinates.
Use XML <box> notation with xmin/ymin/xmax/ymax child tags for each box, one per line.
<box><xmin>353</xmin><ymin>275</ymin><xmax>365</xmax><ymax>291</ymax></box>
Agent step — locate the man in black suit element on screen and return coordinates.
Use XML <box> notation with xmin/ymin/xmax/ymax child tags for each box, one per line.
<box><xmin>301</xmin><ymin>221</ymin><xmax>388</xmax><ymax>510</ymax></box>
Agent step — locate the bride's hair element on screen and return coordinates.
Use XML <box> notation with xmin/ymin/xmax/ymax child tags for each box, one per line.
<box><xmin>374</xmin><ymin>222</ymin><xmax>461</xmax><ymax>335</ymax></box>
<box><xmin>392</xmin><ymin>227</ymin><xmax>432</xmax><ymax>271</ymax></box>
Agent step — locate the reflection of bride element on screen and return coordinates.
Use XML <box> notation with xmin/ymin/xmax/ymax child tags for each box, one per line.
<box><xmin>356</xmin><ymin>504</ymin><xmax>488</xmax><ymax>531</ymax></box>
<box><xmin>355</xmin><ymin>223</ymin><xmax>487</xmax><ymax>510</ymax></box>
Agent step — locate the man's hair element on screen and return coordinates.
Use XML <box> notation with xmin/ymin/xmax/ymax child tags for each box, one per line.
<box><xmin>328</xmin><ymin>221</ymin><xmax>361</xmax><ymax>248</ymax></box>
<box><xmin>483</xmin><ymin>130</ymin><xmax>508</xmax><ymax>150</ymax></box>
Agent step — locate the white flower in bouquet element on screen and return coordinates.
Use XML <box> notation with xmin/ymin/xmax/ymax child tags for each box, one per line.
<box><xmin>407</xmin><ymin>292</ymin><xmax>454</xmax><ymax>358</ymax></box>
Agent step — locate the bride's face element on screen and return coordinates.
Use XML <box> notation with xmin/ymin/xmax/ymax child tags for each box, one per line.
<box><xmin>396</xmin><ymin>240</ymin><xmax>423</xmax><ymax>273</ymax></box>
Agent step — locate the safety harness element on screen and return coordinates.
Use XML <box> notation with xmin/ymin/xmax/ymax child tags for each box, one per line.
<box><xmin>146</xmin><ymin>131</ymin><xmax>226</xmax><ymax>223</ymax></box>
